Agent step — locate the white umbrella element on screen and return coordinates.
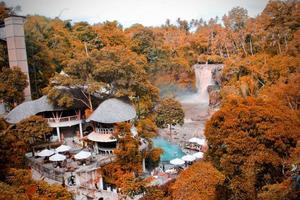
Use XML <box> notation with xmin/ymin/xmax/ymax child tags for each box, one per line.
<box><xmin>193</xmin><ymin>152</ymin><xmax>204</xmax><ymax>159</ymax></box>
<box><xmin>49</xmin><ymin>153</ymin><xmax>66</xmax><ymax>162</ymax></box>
<box><xmin>74</xmin><ymin>150</ymin><xmax>91</xmax><ymax>160</ymax></box>
<box><xmin>170</xmin><ymin>158</ymin><xmax>185</xmax><ymax>166</ymax></box>
<box><xmin>56</xmin><ymin>144</ymin><xmax>71</xmax><ymax>153</ymax></box>
<box><xmin>182</xmin><ymin>154</ymin><xmax>196</xmax><ymax>162</ymax></box>
<box><xmin>189</xmin><ymin>137</ymin><xmax>199</xmax><ymax>143</ymax></box>
<box><xmin>37</xmin><ymin>149</ymin><xmax>55</xmax><ymax>157</ymax></box>
<box><xmin>189</xmin><ymin>137</ymin><xmax>206</xmax><ymax>145</ymax></box>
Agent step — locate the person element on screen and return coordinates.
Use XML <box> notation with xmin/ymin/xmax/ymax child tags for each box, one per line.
<box><xmin>162</xmin><ymin>164</ymin><xmax>165</xmax><ymax>172</ymax></box>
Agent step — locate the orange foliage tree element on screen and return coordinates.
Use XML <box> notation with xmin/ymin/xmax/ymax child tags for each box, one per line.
<box><xmin>0</xmin><ymin>168</ymin><xmax>71</xmax><ymax>200</ymax></box>
<box><xmin>169</xmin><ymin>161</ymin><xmax>225</xmax><ymax>200</ymax></box>
<box><xmin>205</xmin><ymin>96</ymin><xmax>300</xmax><ymax>199</ymax></box>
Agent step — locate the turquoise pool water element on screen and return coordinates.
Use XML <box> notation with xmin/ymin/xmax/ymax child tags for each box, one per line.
<box><xmin>152</xmin><ymin>137</ymin><xmax>185</xmax><ymax>162</ymax></box>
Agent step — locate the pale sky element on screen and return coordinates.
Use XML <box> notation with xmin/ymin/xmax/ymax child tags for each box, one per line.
<box><xmin>4</xmin><ymin>0</ymin><xmax>269</xmax><ymax>27</ymax></box>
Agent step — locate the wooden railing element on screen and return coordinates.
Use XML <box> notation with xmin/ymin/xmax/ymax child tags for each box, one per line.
<box><xmin>94</xmin><ymin>128</ymin><xmax>114</xmax><ymax>134</ymax></box>
<box><xmin>46</xmin><ymin>115</ymin><xmax>80</xmax><ymax>123</ymax></box>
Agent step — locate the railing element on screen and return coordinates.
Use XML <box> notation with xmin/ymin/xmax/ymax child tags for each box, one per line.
<box><xmin>94</xmin><ymin>128</ymin><xmax>114</xmax><ymax>134</ymax></box>
<box><xmin>47</xmin><ymin>115</ymin><xmax>80</xmax><ymax>123</ymax></box>
<box><xmin>96</xmin><ymin>155</ymin><xmax>116</xmax><ymax>168</ymax></box>
<box><xmin>26</xmin><ymin>157</ymin><xmax>65</xmax><ymax>183</ymax></box>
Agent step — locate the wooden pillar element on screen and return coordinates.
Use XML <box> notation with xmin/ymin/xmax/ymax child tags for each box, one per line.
<box><xmin>142</xmin><ymin>158</ymin><xmax>146</xmax><ymax>173</ymax></box>
<box><xmin>79</xmin><ymin>123</ymin><xmax>83</xmax><ymax>146</ymax></box>
<box><xmin>99</xmin><ymin>176</ymin><xmax>104</xmax><ymax>190</ymax></box>
<box><xmin>56</xmin><ymin>127</ymin><xmax>61</xmax><ymax>142</ymax></box>
<box><xmin>79</xmin><ymin>123</ymin><xmax>83</xmax><ymax>138</ymax></box>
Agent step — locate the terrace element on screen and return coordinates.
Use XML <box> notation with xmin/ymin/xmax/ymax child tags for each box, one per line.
<box><xmin>46</xmin><ymin>114</ymin><xmax>83</xmax><ymax>127</ymax></box>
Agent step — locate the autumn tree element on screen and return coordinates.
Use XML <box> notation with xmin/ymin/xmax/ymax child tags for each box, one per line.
<box><xmin>170</xmin><ymin>161</ymin><xmax>225</xmax><ymax>200</ymax></box>
<box><xmin>0</xmin><ymin>67</ymin><xmax>28</xmax><ymax>109</ymax></box>
<box><xmin>205</xmin><ymin>96</ymin><xmax>300</xmax><ymax>199</ymax></box>
<box><xmin>44</xmin><ymin>46</ymin><xmax>159</xmax><ymax>114</ymax></box>
<box><xmin>155</xmin><ymin>98</ymin><xmax>184</xmax><ymax>135</ymax></box>
<box><xmin>0</xmin><ymin>115</ymin><xmax>52</xmax><ymax>170</ymax></box>
<box><xmin>24</xmin><ymin>16</ymin><xmax>80</xmax><ymax>98</ymax></box>
<box><xmin>136</xmin><ymin>116</ymin><xmax>158</xmax><ymax>139</ymax></box>
<box><xmin>0</xmin><ymin>168</ymin><xmax>72</xmax><ymax>200</ymax></box>
<box><xmin>101</xmin><ymin>123</ymin><xmax>149</xmax><ymax>197</ymax></box>
<box><xmin>221</xmin><ymin>54</ymin><xmax>299</xmax><ymax>98</ymax></box>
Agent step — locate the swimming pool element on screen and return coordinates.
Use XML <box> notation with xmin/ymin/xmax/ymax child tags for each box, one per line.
<box><xmin>152</xmin><ymin>137</ymin><xmax>185</xmax><ymax>162</ymax></box>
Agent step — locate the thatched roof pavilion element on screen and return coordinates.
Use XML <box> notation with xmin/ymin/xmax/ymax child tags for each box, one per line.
<box><xmin>5</xmin><ymin>95</ymin><xmax>62</xmax><ymax>124</ymax></box>
<box><xmin>87</xmin><ymin>97</ymin><xmax>136</xmax><ymax>124</ymax></box>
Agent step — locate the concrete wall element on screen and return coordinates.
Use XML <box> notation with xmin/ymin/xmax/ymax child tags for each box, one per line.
<box><xmin>4</xmin><ymin>16</ymin><xmax>31</xmax><ymax>100</ymax></box>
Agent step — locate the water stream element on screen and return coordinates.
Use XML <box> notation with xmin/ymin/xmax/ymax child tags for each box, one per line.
<box><xmin>157</xmin><ymin>64</ymin><xmax>214</xmax><ymax>160</ymax></box>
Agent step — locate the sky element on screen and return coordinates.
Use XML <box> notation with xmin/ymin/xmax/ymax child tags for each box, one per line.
<box><xmin>4</xmin><ymin>0</ymin><xmax>269</xmax><ymax>27</ymax></box>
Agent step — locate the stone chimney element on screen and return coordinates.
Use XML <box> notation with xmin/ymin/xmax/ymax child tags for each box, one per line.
<box><xmin>3</xmin><ymin>16</ymin><xmax>31</xmax><ymax>101</ymax></box>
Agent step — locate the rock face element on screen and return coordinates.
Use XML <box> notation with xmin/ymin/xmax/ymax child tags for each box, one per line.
<box><xmin>209</xmin><ymin>89</ymin><xmax>221</xmax><ymax>107</ymax></box>
<box><xmin>208</xmin><ymin>65</ymin><xmax>223</xmax><ymax>107</ymax></box>
<box><xmin>211</xmin><ymin>65</ymin><xmax>223</xmax><ymax>87</ymax></box>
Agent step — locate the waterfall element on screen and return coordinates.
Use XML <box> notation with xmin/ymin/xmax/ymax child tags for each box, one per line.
<box><xmin>194</xmin><ymin>64</ymin><xmax>213</xmax><ymax>105</ymax></box>
<box><xmin>180</xmin><ymin>64</ymin><xmax>213</xmax><ymax>105</ymax></box>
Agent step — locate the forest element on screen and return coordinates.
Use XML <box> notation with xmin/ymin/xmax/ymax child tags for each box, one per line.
<box><xmin>0</xmin><ymin>0</ymin><xmax>299</xmax><ymax>199</ymax></box>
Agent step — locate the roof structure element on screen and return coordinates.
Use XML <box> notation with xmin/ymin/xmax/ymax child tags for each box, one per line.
<box><xmin>5</xmin><ymin>95</ymin><xmax>62</xmax><ymax>124</ymax></box>
<box><xmin>87</xmin><ymin>97</ymin><xmax>136</xmax><ymax>123</ymax></box>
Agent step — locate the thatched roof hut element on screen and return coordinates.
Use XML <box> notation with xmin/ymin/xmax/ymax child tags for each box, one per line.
<box><xmin>5</xmin><ymin>96</ymin><xmax>62</xmax><ymax>124</ymax></box>
<box><xmin>87</xmin><ymin>97</ymin><xmax>136</xmax><ymax>124</ymax></box>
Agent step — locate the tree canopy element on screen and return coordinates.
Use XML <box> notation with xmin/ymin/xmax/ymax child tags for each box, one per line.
<box><xmin>0</xmin><ymin>67</ymin><xmax>28</xmax><ymax>109</ymax></box>
<box><xmin>205</xmin><ymin>96</ymin><xmax>300</xmax><ymax>199</ymax></box>
<box><xmin>155</xmin><ymin>98</ymin><xmax>184</xmax><ymax>130</ymax></box>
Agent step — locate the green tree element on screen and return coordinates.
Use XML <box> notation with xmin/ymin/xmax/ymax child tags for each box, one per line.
<box><xmin>155</xmin><ymin>98</ymin><xmax>184</xmax><ymax>135</ymax></box>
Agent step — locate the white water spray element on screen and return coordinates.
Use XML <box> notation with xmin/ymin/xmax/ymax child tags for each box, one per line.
<box><xmin>180</xmin><ymin>64</ymin><xmax>213</xmax><ymax>105</ymax></box>
<box><xmin>195</xmin><ymin>64</ymin><xmax>213</xmax><ymax>104</ymax></box>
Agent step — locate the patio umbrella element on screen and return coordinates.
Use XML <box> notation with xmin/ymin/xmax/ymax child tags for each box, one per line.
<box><xmin>188</xmin><ymin>137</ymin><xmax>206</xmax><ymax>145</ymax></box>
<box><xmin>170</xmin><ymin>158</ymin><xmax>185</xmax><ymax>166</ymax></box>
<box><xmin>56</xmin><ymin>144</ymin><xmax>71</xmax><ymax>153</ymax></box>
<box><xmin>193</xmin><ymin>152</ymin><xmax>204</xmax><ymax>159</ymax></box>
<box><xmin>49</xmin><ymin>153</ymin><xmax>66</xmax><ymax>162</ymax></box>
<box><xmin>37</xmin><ymin>149</ymin><xmax>55</xmax><ymax>157</ymax></box>
<box><xmin>189</xmin><ymin>137</ymin><xmax>199</xmax><ymax>143</ymax></box>
<box><xmin>74</xmin><ymin>150</ymin><xmax>91</xmax><ymax>160</ymax></box>
<box><xmin>182</xmin><ymin>154</ymin><xmax>196</xmax><ymax>162</ymax></box>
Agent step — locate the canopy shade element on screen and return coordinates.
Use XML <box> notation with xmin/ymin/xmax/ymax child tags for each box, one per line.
<box><xmin>74</xmin><ymin>150</ymin><xmax>91</xmax><ymax>160</ymax></box>
<box><xmin>56</xmin><ymin>144</ymin><xmax>71</xmax><ymax>152</ymax></box>
<box><xmin>87</xmin><ymin>97</ymin><xmax>136</xmax><ymax>123</ymax></box>
<box><xmin>49</xmin><ymin>153</ymin><xmax>66</xmax><ymax>161</ymax></box>
<box><xmin>182</xmin><ymin>154</ymin><xmax>196</xmax><ymax>162</ymax></box>
<box><xmin>87</xmin><ymin>131</ymin><xmax>117</xmax><ymax>142</ymax></box>
<box><xmin>193</xmin><ymin>152</ymin><xmax>204</xmax><ymax>159</ymax></box>
<box><xmin>170</xmin><ymin>158</ymin><xmax>185</xmax><ymax>166</ymax></box>
<box><xmin>37</xmin><ymin>149</ymin><xmax>55</xmax><ymax>157</ymax></box>
<box><xmin>5</xmin><ymin>96</ymin><xmax>60</xmax><ymax>124</ymax></box>
<box><xmin>188</xmin><ymin>137</ymin><xmax>206</xmax><ymax>145</ymax></box>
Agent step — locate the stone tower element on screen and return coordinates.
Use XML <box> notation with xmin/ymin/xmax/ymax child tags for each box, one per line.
<box><xmin>0</xmin><ymin>16</ymin><xmax>31</xmax><ymax>101</ymax></box>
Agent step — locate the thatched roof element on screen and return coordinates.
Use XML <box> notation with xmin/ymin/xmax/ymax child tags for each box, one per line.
<box><xmin>5</xmin><ymin>95</ymin><xmax>62</xmax><ymax>124</ymax></box>
<box><xmin>87</xmin><ymin>97</ymin><xmax>136</xmax><ymax>123</ymax></box>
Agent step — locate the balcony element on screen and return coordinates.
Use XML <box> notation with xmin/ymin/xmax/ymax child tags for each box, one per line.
<box><xmin>94</xmin><ymin>128</ymin><xmax>114</xmax><ymax>134</ymax></box>
<box><xmin>87</xmin><ymin>128</ymin><xmax>117</xmax><ymax>143</ymax></box>
<box><xmin>46</xmin><ymin>115</ymin><xmax>83</xmax><ymax>127</ymax></box>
